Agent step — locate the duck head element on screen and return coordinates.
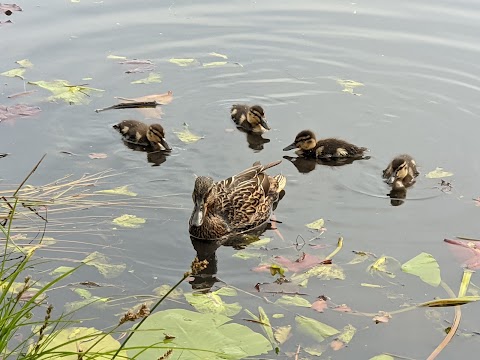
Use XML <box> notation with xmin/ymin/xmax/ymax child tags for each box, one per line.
<box><xmin>190</xmin><ymin>176</ymin><xmax>215</xmax><ymax>227</ymax></box>
<box><xmin>247</xmin><ymin>105</ymin><xmax>270</xmax><ymax>131</ymax></box>
<box><xmin>283</xmin><ymin>130</ymin><xmax>317</xmax><ymax>151</ymax></box>
<box><xmin>387</xmin><ymin>158</ymin><xmax>409</xmax><ymax>185</ymax></box>
<box><xmin>147</xmin><ymin>124</ymin><xmax>171</xmax><ymax>151</ymax></box>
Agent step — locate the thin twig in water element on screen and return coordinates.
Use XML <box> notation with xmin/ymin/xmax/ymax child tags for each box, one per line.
<box><xmin>294</xmin><ymin>344</ymin><xmax>301</xmax><ymax>360</ymax></box>
<box><xmin>95</xmin><ymin>101</ymin><xmax>160</xmax><ymax>113</ymax></box>
<box><xmin>13</xmin><ymin>154</ymin><xmax>46</xmax><ymax>198</ymax></box>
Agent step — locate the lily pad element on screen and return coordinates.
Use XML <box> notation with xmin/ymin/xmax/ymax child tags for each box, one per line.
<box><xmin>274</xmin><ymin>295</ymin><xmax>311</xmax><ymax>307</ymax></box>
<box><xmin>131</xmin><ymin>73</ymin><xmax>162</xmax><ymax>84</ymax></box>
<box><xmin>305</xmin><ymin>218</ymin><xmax>324</xmax><ymax>230</ymax></box>
<box><xmin>97</xmin><ymin>185</ymin><xmax>137</xmax><ymax>197</ymax></box>
<box><xmin>49</xmin><ymin>266</ymin><xmax>75</xmax><ymax>276</ymax></box>
<box><xmin>295</xmin><ymin>315</ymin><xmax>339</xmax><ymax>342</ymax></box>
<box><xmin>127</xmin><ymin>309</ymin><xmax>272</xmax><ymax>360</ymax></box>
<box><xmin>82</xmin><ymin>251</ymin><xmax>126</xmax><ymax>279</ymax></box>
<box><xmin>28</xmin><ymin>80</ymin><xmax>104</xmax><ymax>104</ymax></box>
<box><xmin>425</xmin><ymin>167</ymin><xmax>453</xmax><ymax>178</ymax></box>
<box><xmin>174</xmin><ymin>125</ymin><xmax>204</xmax><ymax>144</ymax></box>
<box><xmin>184</xmin><ymin>287</ymin><xmax>242</xmax><ymax>316</ymax></box>
<box><xmin>112</xmin><ymin>214</ymin><xmax>145</xmax><ymax>228</ymax></box>
<box><xmin>401</xmin><ymin>252</ymin><xmax>441</xmax><ymax>287</ymax></box>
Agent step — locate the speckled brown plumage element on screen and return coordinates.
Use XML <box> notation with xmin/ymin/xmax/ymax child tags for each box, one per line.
<box><xmin>383</xmin><ymin>154</ymin><xmax>419</xmax><ymax>187</ymax></box>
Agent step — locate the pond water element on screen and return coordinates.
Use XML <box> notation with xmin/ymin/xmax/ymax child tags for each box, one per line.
<box><xmin>1</xmin><ymin>0</ymin><xmax>480</xmax><ymax>358</ymax></box>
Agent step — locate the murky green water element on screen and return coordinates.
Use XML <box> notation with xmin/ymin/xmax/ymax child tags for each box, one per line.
<box><xmin>2</xmin><ymin>0</ymin><xmax>480</xmax><ymax>357</ymax></box>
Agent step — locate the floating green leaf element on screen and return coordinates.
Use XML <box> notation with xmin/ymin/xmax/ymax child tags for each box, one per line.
<box><xmin>112</xmin><ymin>214</ymin><xmax>145</xmax><ymax>228</ymax></box>
<box><xmin>274</xmin><ymin>295</ymin><xmax>311</xmax><ymax>307</ymax></box>
<box><xmin>337</xmin><ymin>79</ymin><xmax>364</xmax><ymax>95</ymax></box>
<box><xmin>29</xmin><ymin>327</ymin><xmax>125</xmax><ymax>359</ymax></box>
<box><xmin>16</xmin><ymin>59</ymin><xmax>33</xmax><ymax>68</ymax></box>
<box><xmin>335</xmin><ymin>324</ymin><xmax>356</xmax><ymax>347</ymax></box>
<box><xmin>203</xmin><ymin>61</ymin><xmax>228</xmax><ymax>68</ymax></box>
<box><xmin>401</xmin><ymin>252</ymin><xmax>441</xmax><ymax>287</ymax></box>
<box><xmin>368</xmin><ymin>256</ymin><xmax>401</xmax><ymax>278</ymax></box>
<box><xmin>245</xmin><ymin>307</ymin><xmax>276</xmax><ymax>348</ymax></box>
<box><xmin>305</xmin><ymin>346</ymin><xmax>324</xmax><ymax>356</ymax></box>
<box><xmin>295</xmin><ymin>315</ymin><xmax>339</xmax><ymax>342</ymax></box>
<box><xmin>82</xmin><ymin>251</ymin><xmax>126</xmax><ymax>279</ymax></box>
<box><xmin>185</xmin><ymin>287</ymin><xmax>242</xmax><ymax>316</ymax></box>
<box><xmin>1</xmin><ymin>68</ymin><xmax>26</xmax><ymax>79</ymax></box>
<box><xmin>49</xmin><ymin>266</ymin><xmax>75</xmax><ymax>276</ymax></box>
<box><xmin>292</xmin><ymin>264</ymin><xmax>345</xmax><ymax>283</ymax></box>
<box><xmin>64</xmin><ymin>296</ymin><xmax>109</xmax><ymax>313</ymax></box>
<box><xmin>305</xmin><ymin>218</ymin><xmax>324</xmax><ymax>230</ymax></box>
<box><xmin>174</xmin><ymin>125</ymin><xmax>204</xmax><ymax>144</ymax></box>
<box><xmin>274</xmin><ymin>325</ymin><xmax>291</xmax><ymax>345</ymax></box>
<box><xmin>28</xmin><ymin>80</ymin><xmax>104</xmax><ymax>104</ymax></box>
<box><xmin>369</xmin><ymin>355</ymin><xmax>395</xmax><ymax>360</ymax></box>
<box><xmin>209</xmin><ymin>52</ymin><xmax>228</xmax><ymax>59</ymax></box>
<box><xmin>153</xmin><ymin>284</ymin><xmax>184</xmax><ymax>299</ymax></box>
<box><xmin>97</xmin><ymin>185</ymin><xmax>137</xmax><ymax>196</ymax></box>
<box><xmin>425</xmin><ymin>167</ymin><xmax>454</xmax><ymax>178</ymax></box>
<box><xmin>272</xmin><ymin>313</ymin><xmax>284</xmax><ymax>319</ymax></box>
<box><xmin>131</xmin><ymin>73</ymin><xmax>162</xmax><ymax>84</ymax></box>
<box><xmin>232</xmin><ymin>250</ymin><xmax>264</xmax><ymax>260</ymax></box>
<box><xmin>169</xmin><ymin>58</ymin><xmax>196</xmax><ymax>66</ymax></box>
<box><xmin>127</xmin><ymin>309</ymin><xmax>272</xmax><ymax>360</ymax></box>
<box><xmin>73</xmin><ymin>288</ymin><xmax>92</xmax><ymax>299</ymax></box>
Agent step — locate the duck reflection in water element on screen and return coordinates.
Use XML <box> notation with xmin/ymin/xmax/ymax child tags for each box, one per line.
<box><xmin>388</xmin><ymin>184</ymin><xmax>407</xmax><ymax>206</ymax></box>
<box><xmin>120</xmin><ymin>140</ymin><xmax>170</xmax><ymax>166</ymax></box>
<box><xmin>383</xmin><ymin>154</ymin><xmax>419</xmax><ymax>207</ymax></box>
<box><xmin>283</xmin><ymin>155</ymin><xmax>370</xmax><ymax>174</ymax></box>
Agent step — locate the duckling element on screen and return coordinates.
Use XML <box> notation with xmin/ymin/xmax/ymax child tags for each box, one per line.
<box><xmin>113</xmin><ymin>120</ymin><xmax>171</xmax><ymax>151</ymax></box>
<box><xmin>189</xmin><ymin>160</ymin><xmax>286</xmax><ymax>240</ymax></box>
<box><xmin>283</xmin><ymin>130</ymin><xmax>367</xmax><ymax>159</ymax></box>
<box><xmin>230</xmin><ymin>104</ymin><xmax>270</xmax><ymax>133</ymax></box>
<box><xmin>383</xmin><ymin>154</ymin><xmax>419</xmax><ymax>187</ymax></box>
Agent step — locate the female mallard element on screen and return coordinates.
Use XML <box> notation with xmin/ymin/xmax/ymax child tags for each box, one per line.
<box><xmin>230</xmin><ymin>104</ymin><xmax>270</xmax><ymax>133</ymax></box>
<box><xmin>189</xmin><ymin>160</ymin><xmax>286</xmax><ymax>240</ymax></box>
<box><xmin>283</xmin><ymin>130</ymin><xmax>367</xmax><ymax>159</ymax></box>
<box><xmin>383</xmin><ymin>154</ymin><xmax>419</xmax><ymax>188</ymax></box>
<box><xmin>113</xmin><ymin>120</ymin><xmax>171</xmax><ymax>151</ymax></box>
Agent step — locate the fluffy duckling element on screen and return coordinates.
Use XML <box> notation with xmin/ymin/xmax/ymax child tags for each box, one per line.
<box><xmin>113</xmin><ymin>120</ymin><xmax>171</xmax><ymax>151</ymax></box>
<box><xmin>230</xmin><ymin>104</ymin><xmax>270</xmax><ymax>133</ymax></box>
<box><xmin>283</xmin><ymin>130</ymin><xmax>367</xmax><ymax>159</ymax></box>
<box><xmin>383</xmin><ymin>154</ymin><xmax>419</xmax><ymax>187</ymax></box>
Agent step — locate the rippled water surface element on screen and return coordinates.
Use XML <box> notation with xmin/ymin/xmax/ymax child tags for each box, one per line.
<box><xmin>2</xmin><ymin>0</ymin><xmax>480</xmax><ymax>358</ymax></box>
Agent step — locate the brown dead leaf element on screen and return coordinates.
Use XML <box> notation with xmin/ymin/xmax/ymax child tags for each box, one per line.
<box><xmin>311</xmin><ymin>299</ymin><xmax>328</xmax><ymax>313</ymax></box>
<box><xmin>116</xmin><ymin>91</ymin><xmax>173</xmax><ymax>119</ymax></box>
<box><xmin>373</xmin><ymin>311</ymin><xmax>391</xmax><ymax>324</ymax></box>
<box><xmin>332</xmin><ymin>304</ymin><xmax>352</xmax><ymax>313</ymax></box>
<box><xmin>275</xmin><ymin>253</ymin><xmax>326</xmax><ymax>272</ymax></box>
<box><xmin>0</xmin><ymin>104</ymin><xmax>41</xmax><ymax>123</ymax></box>
<box><xmin>88</xmin><ymin>153</ymin><xmax>107</xmax><ymax>159</ymax></box>
<box><xmin>330</xmin><ymin>339</ymin><xmax>344</xmax><ymax>351</ymax></box>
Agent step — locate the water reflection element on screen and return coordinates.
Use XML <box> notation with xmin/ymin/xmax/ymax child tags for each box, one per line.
<box><xmin>387</xmin><ymin>186</ymin><xmax>407</xmax><ymax>206</ymax></box>
<box><xmin>233</xmin><ymin>127</ymin><xmax>270</xmax><ymax>151</ymax></box>
<box><xmin>283</xmin><ymin>155</ymin><xmax>370</xmax><ymax>174</ymax></box>
<box><xmin>120</xmin><ymin>140</ymin><xmax>170</xmax><ymax>166</ymax></box>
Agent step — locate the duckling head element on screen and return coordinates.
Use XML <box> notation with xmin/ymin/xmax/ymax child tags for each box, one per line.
<box><xmin>283</xmin><ymin>130</ymin><xmax>317</xmax><ymax>151</ymax></box>
<box><xmin>387</xmin><ymin>159</ymin><xmax>409</xmax><ymax>185</ymax></box>
<box><xmin>147</xmin><ymin>124</ymin><xmax>171</xmax><ymax>151</ymax></box>
<box><xmin>190</xmin><ymin>176</ymin><xmax>216</xmax><ymax>227</ymax></box>
<box><xmin>247</xmin><ymin>105</ymin><xmax>270</xmax><ymax>131</ymax></box>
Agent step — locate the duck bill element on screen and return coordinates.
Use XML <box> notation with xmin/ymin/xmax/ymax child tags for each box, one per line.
<box><xmin>159</xmin><ymin>138</ymin><xmax>172</xmax><ymax>151</ymax></box>
<box><xmin>283</xmin><ymin>142</ymin><xmax>297</xmax><ymax>151</ymax></box>
<box><xmin>190</xmin><ymin>201</ymin><xmax>205</xmax><ymax>227</ymax></box>
<box><xmin>387</xmin><ymin>170</ymin><xmax>398</xmax><ymax>185</ymax></box>
<box><xmin>260</xmin><ymin>118</ymin><xmax>271</xmax><ymax>130</ymax></box>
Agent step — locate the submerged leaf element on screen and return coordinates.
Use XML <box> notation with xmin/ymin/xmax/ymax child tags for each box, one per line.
<box><xmin>169</xmin><ymin>58</ymin><xmax>196</xmax><ymax>66</ymax></box>
<box><xmin>174</xmin><ymin>125</ymin><xmax>204</xmax><ymax>144</ymax></box>
<box><xmin>127</xmin><ymin>309</ymin><xmax>272</xmax><ymax>359</ymax></box>
<box><xmin>295</xmin><ymin>315</ymin><xmax>339</xmax><ymax>342</ymax></box>
<box><xmin>369</xmin><ymin>355</ymin><xmax>395</xmax><ymax>360</ymax></box>
<box><xmin>274</xmin><ymin>295</ymin><xmax>311</xmax><ymax>307</ymax></box>
<box><xmin>184</xmin><ymin>288</ymin><xmax>242</xmax><ymax>316</ymax></box>
<box><xmin>97</xmin><ymin>185</ymin><xmax>137</xmax><ymax>197</ymax></box>
<box><xmin>16</xmin><ymin>59</ymin><xmax>33</xmax><ymax>68</ymax></box>
<box><xmin>83</xmin><ymin>251</ymin><xmax>126</xmax><ymax>279</ymax></box>
<box><xmin>203</xmin><ymin>61</ymin><xmax>227</xmax><ymax>68</ymax></box>
<box><xmin>274</xmin><ymin>325</ymin><xmax>291</xmax><ymax>345</ymax></box>
<box><xmin>209</xmin><ymin>52</ymin><xmax>228</xmax><ymax>59</ymax></box>
<box><xmin>337</xmin><ymin>79</ymin><xmax>364</xmax><ymax>95</ymax></box>
<box><xmin>292</xmin><ymin>263</ymin><xmax>345</xmax><ymax>283</ymax></box>
<box><xmin>153</xmin><ymin>284</ymin><xmax>184</xmax><ymax>299</ymax></box>
<box><xmin>28</xmin><ymin>80</ymin><xmax>104</xmax><ymax>104</ymax></box>
<box><xmin>131</xmin><ymin>73</ymin><xmax>162</xmax><ymax>84</ymax></box>
<box><xmin>49</xmin><ymin>266</ymin><xmax>75</xmax><ymax>276</ymax></box>
<box><xmin>1</xmin><ymin>68</ymin><xmax>26</xmax><ymax>79</ymax></box>
<box><xmin>112</xmin><ymin>214</ymin><xmax>146</xmax><ymax>228</ymax></box>
<box><xmin>401</xmin><ymin>252</ymin><xmax>441</xmax><ymax>287</ymax></box>
<box><xmin>0</xmin><ymin>104</ymin><xmax>41</xmax><ymax>122</ymax></box>
<box><xmin>425</xmin><ymin>167</ymin><xmax>453</xmax><ymax>178</ymax></box>
<box><xmin>305</xmin><ymin>218</ymin><xmax>325</xmax><ymax>230</ymax></box>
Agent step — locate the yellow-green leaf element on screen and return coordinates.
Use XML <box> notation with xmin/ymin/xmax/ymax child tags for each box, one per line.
<box><xmin>305</xmin><ymin>218</ymin><xmax>324</xmax><ymax>230</ymax></box>
<box><xmin>401</xmin><ymin>252</ymin><xmax>441</xmax><ymax>287</ymax></box>
<box><xmin>361</xmin><ymin>283</ymin><xmax>384</xmax><ymax>288</ymax></box>
<box><xmin>337</xmin><ymin>79</ymin><xmax>364</xmax><ymax>95</ymax></box>
<box><xmin>274</xmin><ymin>295</ymin><xmax>311</xmax><ymax>307</ymax></box>
<box><xmin>82</xmin><ymin>251</ymin><xmax>126</xmax><ymax>279</ymax></box>
<box><xmin>131</xmin><ymin>73</ymin><xmax>162</xmax><ymax>84</ymax></box>
<box><xmin>73</xmin><ymin>288</ymin><xmax>92</xmax><ymax>299</ymax></box>
<box><xmin>367</xmin><ymin>256</ymin><xmax>401</xmax><ymax>278</ymax></box>
<box><xmin>1</xmin><ymin>68</ymin><xmax>26</xmax><ymax>79</ymax></box>
<box><xmin>28</xmin><ymin>80</ymin><xmax>104</xmax><ymax>105</ymax></box>
<box><xmin>203</xmin><ymin>61</ymin><xmax>228</xmax><ymax>68</ymax></box>
<box><xmin>419</xmin><ymin>295</ymin><xmax>480</xmax><ymax>307</ymax></box>
<box><xmin>245</xmin><ymin>307</ymin><xmax>276</xmax><ymax>348</ymax></box>
<box><xmin>184</xmin><ymin>290</ymin><xmax>242</xmax><ymax>316</ymax></box>
<box><xmin>169</xmin><ymin>58</ymin><xmax>196</xmax><ymax>66</ymax></box>
<box><xmin>97</xmin><ymin>185</ymin><xmax>137</xmax><ymax>196</ymax></box>
<box><xmin>174</xmin><ymin>125</ymin><xmax>204</xmax><ymax>144</ymax></box>
<box><xmin>425</xmin><ymin>167</ymin><xmax>453</xmax><ymax>178</ymax></box>
<box><xmin>16</xmin><ymin>59</ymin><xmax>33</xmax><ymax>68</ymax></box>
<box><xmin>49</xmin><ymin>266</ymin><xmax>75</xmax><ymax>276</ymax></box>
<box><xmin>107</xmin><ymin>54</ymin><xmax>127</xmax><ymax>60</ymax></box>
<box><xmin>272</xmin><ymin>313</ymin><xmax>284</xmax><ymax>319</ymax></box>
<box><xmin>209</xmin><ymin>52</ymin><xmax>228</xmax><ymax>59</ymax></box>
<box><xmin>337</xmin><ymin>324</ymin><xmax>356</xmax><ymax>345</ymax></box>
<box><xmin>112</xmin><ymin>214</ymin><xmax>145</xmax><ymax>228</ymax></box>
<box><xmin>153</xmin><ymin>284</ymin><xmax>184</xmax><ymax>299</ymax></box>
<box><xmin>292</xmin><ymin>264</ymin><xmax>345</xmax><ymax>283</ymax></box>
<box><xmin>369</xmin><ymin>355</ymin><xmax>395</xmax><ymax>360</ymax></box>
<box><xmin>296</xmin><ymin>315</ymin><xmax>339</xmax><ymax>342</ymax></box>
<box><xmin>274</xmin><ymin>325</ymin><xmax>291</xmax><ymax>345</ymax></box>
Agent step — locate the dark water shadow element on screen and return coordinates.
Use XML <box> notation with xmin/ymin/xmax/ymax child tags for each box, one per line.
<box><xmin>387</xmin><ymin>187</ymin><xmax>407</xmax><ymax>206</ymax></box>
<box><xmin>283</xmin><ymin>155</ymin><xmax>371</xmax><ymax>174</ymax></box>
<box><xmin>234</xmin><ymin>127</ymin><xmax>270</xmax><ymax>151</ymax></box>
<box><xmin>120</xmin><ymin>140</ymin><xmax>170</xmax><ymax>167</ymax></box>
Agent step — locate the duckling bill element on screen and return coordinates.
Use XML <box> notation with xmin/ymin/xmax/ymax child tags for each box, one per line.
<box><xmin>383</xmin><ymin>154</ymin><xmax>418</xmax><ymax>187</ymax></box>
<box><xmin>113</xmin><ymin>120</ymin><xmax>171</xmax><ymax>151</ymax></box>
<box><xmin>283</xmin><ymin>130</ymin><xmax>367</xmax><ymax>159</ymax></box>
<box><xmin>189</xmin><ymin>160</ymin><xmax>286</xmax><ymax>240</ymax></box>
<box><xmin>231</xmin><ymin>104</ymin><xmax>270</xmax><ymax>133</ymax></box>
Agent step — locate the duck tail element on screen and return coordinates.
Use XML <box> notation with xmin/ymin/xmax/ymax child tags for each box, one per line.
<box><xmin>273</xmin><ymin>174</ymin><xmax>287</xmax><ymax>193</ymax></box>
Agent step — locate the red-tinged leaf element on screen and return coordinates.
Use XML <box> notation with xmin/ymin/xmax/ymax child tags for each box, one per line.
<box><xmin>332</xmin><ymin>304</ymin><xmax>352</xmax><ymax>313</ymax></box>
<box><xmin>309</xmin><ymin>243</ymin><xmax>328</xmax><ymax>250</ymax></box>
<box><xmin>275</xmin><ymin>253</ymin><xmax>325</xmax><ymax>272</ymax></box>
<box><xmin>311</xmin><ymin>299</ymin><xmax>328</xmax><ymax>313</ymax></box>
<box><xmin>252</xmin><ymin>264</ymin><xmax>271</xmax><ymax>273</ymax></box>
<box><xmin>444</xmin><ymin>239</ymin><xmax>480</xmax><ymax>269</ymax></box>
<box><xmin>373</xmin><ymin>311</ymin><xmax>391</xmax><ymax>324</ymax></box>
<box><xmin>1</xmin><ymin>4</ymin><xmax>22</xmax><ymax>15</ymax></box>
<box><xmin>330</xmin><ymin>339</ymin><xmax>344</xmax><ymax>351</ymax></box>
<box><xmin>0</xmin><ymin>104</ymin><xmax>41</xmax><ymax>123</ymax></box>
<box><xmin>88</xmin><ymin>153</ymin><xmax>107</xmax><ymax>159</ymax></box>
<box><xmin>116</xmin><ymin>91</ymin><xmax>173</xmax><ymax>119</ymax></box>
